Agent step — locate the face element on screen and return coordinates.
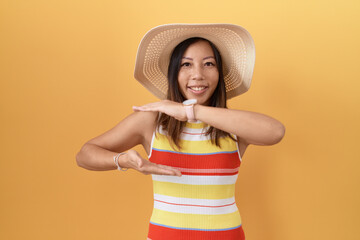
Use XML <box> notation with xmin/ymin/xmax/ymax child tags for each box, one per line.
<box><xmin>177</xmin><ymin>40</ymin><xmax>219</xmax><ymax>106</ymax></box>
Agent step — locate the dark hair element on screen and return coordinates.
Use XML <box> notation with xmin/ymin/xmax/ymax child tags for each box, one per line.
<box><xmin>157</xmin><ymin>37</ymin><xmax>234</xmax><ymax>149</ymax></box>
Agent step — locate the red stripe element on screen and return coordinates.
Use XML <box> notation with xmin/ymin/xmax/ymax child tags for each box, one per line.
<box><xmin>148</xmin><ymin>222</ymin><xmax>245</xmax><ymax>240</ymax></box>
<box><xmin>149</xmin><ymin>150</ymin><xmax>240</xmax><ymax>169</ymax></box>
<box><xmin>154</xmin><ymin>199</ymin><xmax>236</xmax><ymax>208</ymax></box>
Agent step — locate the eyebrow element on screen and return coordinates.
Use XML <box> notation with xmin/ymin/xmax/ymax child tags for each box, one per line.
<box><xmin>182</xmin><ymin>56</ymin><xmax>215</xmax><ymax>60</ymax></box>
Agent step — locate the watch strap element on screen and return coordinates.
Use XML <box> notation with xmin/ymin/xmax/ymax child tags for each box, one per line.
<box><xmin>184</xmin><ymin>104</ymin><xmax>196</xmax><ymax>123</ymax></box>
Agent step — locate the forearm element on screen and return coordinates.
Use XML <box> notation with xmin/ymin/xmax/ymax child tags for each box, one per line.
<box><xmin>76</xmin><ymin>143</ymin><xmax>127</xmax><ymax>171</ymax></box>
<box><xmin>194</xmin><ymin>105</ymin><xmax>285</xmax><ymax>145</ymax></box>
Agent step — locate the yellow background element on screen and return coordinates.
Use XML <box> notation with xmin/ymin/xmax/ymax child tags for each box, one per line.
<box><xmin>1</xmin><ymin>0</ymin><xmax>359</xmax><ymax>239</ymax></box>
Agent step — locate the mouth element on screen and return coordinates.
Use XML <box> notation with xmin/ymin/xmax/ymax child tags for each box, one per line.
<box><xmin>187</xmin><ymin>86</ymin><xmax>208</xmax><ymax>94</ymax></box>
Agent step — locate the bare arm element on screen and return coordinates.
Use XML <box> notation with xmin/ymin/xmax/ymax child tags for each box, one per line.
<box><xmin>133</xmin><ymin>100</ymin><xmax>285</xmax><ymax>147</ymax></box>
<box><xmin>194</xmin><ymin>105</ymin><xmax>285</xmax><ymax>146</ymax></box>
<box><xmin>76</xmin><ymin>111</ymin><xmax>182</xmax><ymax>176</ymax></box>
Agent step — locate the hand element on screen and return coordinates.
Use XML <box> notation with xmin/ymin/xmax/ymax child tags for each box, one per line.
<box><xmin>132</xmin><ymin>100</ymin><xmax>187</xmax><ymax>121</ymax></box>
<box><xmin>121</xmin><ymin>150</ymin><xmax>182</xmax><ymax>176</ymax></box>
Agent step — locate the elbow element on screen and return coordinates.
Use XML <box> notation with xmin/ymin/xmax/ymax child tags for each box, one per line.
<box><xmin>271</xmin><ymin>123</ymin><xmax>286</xmax><ymax>144</ymax></box>
<box><xmin>75</xmin><ymin>145</ymin><xmax>88</xmax><ymax>168</ymax></box>
<box><xmin>248</xmin><ymin>122</ymin><xmax>286</xmax><ymax>146</ymax></box>
<box><xmin>75</xmin><ymin>151</ymin><xmax>84</xmax><ymax>168</ymax></box>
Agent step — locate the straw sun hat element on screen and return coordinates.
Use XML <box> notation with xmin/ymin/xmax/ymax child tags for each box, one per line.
<box><xmin>134</xmin><ymin>23</ymin><xmax>255</xmax><ymax>100</ymax></box>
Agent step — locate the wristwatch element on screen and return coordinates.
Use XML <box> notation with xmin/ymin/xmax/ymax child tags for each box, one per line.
<box><xmin>183</xmin><ymin>99</ymin><xmax>197</xmax><ymax>123</ymax></box>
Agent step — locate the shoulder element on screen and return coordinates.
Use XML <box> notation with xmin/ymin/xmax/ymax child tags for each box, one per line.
<box><xmin>129</xmin><ymin>111</ymin><xmax>158</xmax><ymax>153</ymax></box>
<box><xmin>125</xmin><ymin>111</ymin><xmax>158</xmax><ymax>135</ymax></box>
<box><xmin>85</xmin><ymin>111</ymin><xmax>158</xmax><ymax>153</ymax></box>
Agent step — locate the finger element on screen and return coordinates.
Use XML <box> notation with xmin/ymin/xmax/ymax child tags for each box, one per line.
<box><xmin>132</xmin><ymin>106</ymin><xmax>158</xmax><ymax>112</ymax></box>
<box><xmin>132</xmin><ymin>106</ymin><xmax>145</xmax><ymax>111</ymax></box>
<box><xmin>146</xmin><ymin>164</ymin><xmax>180</xmax><ymax>176</ymax></box>
<box><xmin>157</xmin><ymin>164</ymin><xmax>182</xmax><ymax>177</ymax></box>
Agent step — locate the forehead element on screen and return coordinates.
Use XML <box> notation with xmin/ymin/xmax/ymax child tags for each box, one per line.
<box><xmin>183</xmin><ymin>40</ymin><xmax>215</xmax><ymax>57</ymax></box>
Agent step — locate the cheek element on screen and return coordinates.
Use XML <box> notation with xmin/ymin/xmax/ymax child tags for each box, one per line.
<box><xmin>177</xmin><ymin>72</ymin><xmax>187</xmax><ymax>87</ymax></box>
<box><xmin>207</xmin><ymin>71</ymin><xmax>219</xmax><ymax>85</ymax></box>
<box><xmin>177</xmin><ymin>73</ymin><xmax>187</xmax><ymax>96</ymax></box>
<box><xmin>177</xmin><ymin>71</ymin><xmax>186</xmax><ymax>82</ymax></box>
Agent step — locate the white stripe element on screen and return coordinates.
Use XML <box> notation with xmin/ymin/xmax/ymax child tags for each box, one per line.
<box><xmin>158</xmin><ymin>126</ymin><xmax>211</xmax><ymax>141</ymax></box>
<box><xmin>182</xmin><ymin>126</ymin><xmax>209</xmax><ymax>134</ymax></box>
<box><xmin>152</xmin><ymin>174</ymin><xmax>238</xmax><ymax>185</ymax></box>
<box><xmin>234</xmin><ymin>135</ymin><xmax>243</xmax><ymax>162</ymax></box>
<box><xmin>159</xmin><ymin>126</ymin><xmax>209</xmax><ymax>136</ymax></box>
<box><xmin>154</xmin><ymin>194</ymin><xmax>235</xmax><ymax>206</ymax></box>
<box><xmin>148</xmin><ymin>132</ymin><xmax>156</xmax><ymax>159</ymax></box>
<box><xmin>179</xmin><ymin>133</ymin><xmax>211</xmax><ymax>141</ymax></box>
<box><xmin>153</xmin><ymin>200</ymin><xmax>238</xmax><ymax>215</ymax></box>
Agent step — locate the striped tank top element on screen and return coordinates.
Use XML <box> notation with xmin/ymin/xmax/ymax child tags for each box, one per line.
<box><xmin>147</xmin><ymin>121</ymin><xmax>245</xmax><ymax>240</ymax></box>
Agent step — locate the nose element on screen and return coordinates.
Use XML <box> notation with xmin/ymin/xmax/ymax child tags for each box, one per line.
<box><xmin>191</xmin><ymin>65</ymin><xmax>205</xmax><ymax>80</ymax></box>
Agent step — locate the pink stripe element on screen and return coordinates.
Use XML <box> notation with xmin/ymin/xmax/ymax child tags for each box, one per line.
<box><xmin>175</xmin><ymin>167</ymin><xmax>239</xmax><ymax>173</ymax></box>
<box><xmin>181</xmin><ymin>131</ymin><xmax>204</xmax><ymax>135</ymax></box>
<box><xmin>154</xmin><ymin>199</ymin><xmax>236</xmax><ymax>208</ymax></box>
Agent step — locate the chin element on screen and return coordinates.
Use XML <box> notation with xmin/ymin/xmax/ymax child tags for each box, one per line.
<box><xmin>195</xmin><ymin>97</ymin><xmax>211</xmax><ymax>106</ymax></box>
<box><xmin>182</xmin><ymin>92</ymin><xmax>212</xmax><ymax>106</ymax></box>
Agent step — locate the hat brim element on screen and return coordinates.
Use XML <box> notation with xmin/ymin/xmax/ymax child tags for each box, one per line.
<box><xmin>134</xmin><ymin>23</ymin><xmax>256</xmax><ymax>99</ymax></box>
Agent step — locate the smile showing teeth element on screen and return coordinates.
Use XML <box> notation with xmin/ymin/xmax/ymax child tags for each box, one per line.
<box><xmin>189</xmin><ymin>86</ymin><xmax>206</xmax><ymax>91</ymax></box>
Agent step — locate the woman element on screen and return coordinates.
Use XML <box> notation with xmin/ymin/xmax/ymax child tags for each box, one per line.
<box><xmin>76</xmin><ymin>24</ymin><xmax>285</xmax><ymax>240</ymax></box>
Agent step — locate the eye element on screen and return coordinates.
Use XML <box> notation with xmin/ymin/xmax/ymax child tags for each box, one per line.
<box><xmin>181</xmin><ymin>62</ymin><xmax>191</xmax><ymax>67</ymax></box>
<box><xmin>205</xmin><ymin>61</ymin><xmax>216</xmax><ymax>66</ymax></box>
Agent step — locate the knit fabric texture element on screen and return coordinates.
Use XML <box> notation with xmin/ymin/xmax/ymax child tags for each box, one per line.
<box><xmin>147</xmin><ymin>121</ymin><xmax>245</xmax><ymax>240</ymax></box>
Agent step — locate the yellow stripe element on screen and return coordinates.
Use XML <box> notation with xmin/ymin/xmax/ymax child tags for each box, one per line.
<box><xmin>153</xmin><ymin>133</ymin><xmax>237</xmax><ymax>153</ymax></box>
<box><xmin>150</xmin><ymin>208</ymin><xmax>242</xmax><ymax>229</ymax></box>
<box><xmin>184</xmin><ymin>122</ymin><xmax>207</xmax><ymax>129</ymax></box>
<box><xmin>153</xmin><ymin>181</ymin><xmax>235</xmax><ymax>199</ymax></box>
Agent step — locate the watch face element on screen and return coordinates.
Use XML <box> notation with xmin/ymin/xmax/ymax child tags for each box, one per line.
<box><xmin>183</xmin><ymin>99</ymin><xmax>197</xmax><ymax>105</ymax></box>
